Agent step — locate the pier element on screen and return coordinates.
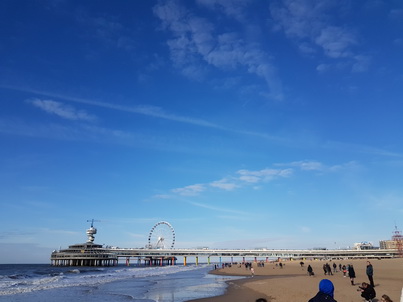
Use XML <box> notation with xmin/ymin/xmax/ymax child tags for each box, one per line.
<box><xmin>50</xmin><ymin>222</ymin><xmax>402</xmax><ymax>267</ymax></box>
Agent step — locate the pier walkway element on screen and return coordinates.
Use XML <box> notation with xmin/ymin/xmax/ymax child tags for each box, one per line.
<box><xmin>110</xmin><ymin>247</ymin><xmax>399</xmax><ymax>266</ymax></box>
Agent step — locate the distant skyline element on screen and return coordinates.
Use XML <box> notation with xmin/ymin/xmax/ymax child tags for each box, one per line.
<box><xmin>1</xmin><ymin>0</ymin><xmax>403</xmax><ymax>263</ymax></box>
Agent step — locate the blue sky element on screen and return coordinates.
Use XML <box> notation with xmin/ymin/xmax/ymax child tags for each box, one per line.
<box><xmin>1</xmin><ymin>0</ymin><xmax>403</xmax><ymax>263</ymax></box>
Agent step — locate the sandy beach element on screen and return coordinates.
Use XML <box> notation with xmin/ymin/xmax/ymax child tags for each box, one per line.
<box><xmin>189</xmin><ymin>258</ymin><xmax>403</xmax><ymax>302</ymax></box>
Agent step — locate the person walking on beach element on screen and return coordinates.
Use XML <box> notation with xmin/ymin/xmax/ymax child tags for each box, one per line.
<box><xmin>308</xmin><ymin>279</ymin><xmax>337</xmax><ymax>302</ymax></box>
<box><xmin>325</xmin><ymin>263</ymin><xmax>333</xmax><ymax>275</ymax></box>
<box><xmin>251</xmin><ymin>267</ymin><xmax>255</xmax><ymax>277</ymax></box>
<box><xmin>348</xmin><ymin>264</ymin><xmax>356</xmax><ymax>285</ymax></box>
<box><xmin>332</xmin><ymin>262</ymin><xmax>337</xmax><ymax>273</ymax></box>
<box><xmin>366</xmin><ymin>261</ymin><xmax>375</xmax><ymax>287</ymax></box>
<box><xmin>342</xmin><ymin>265</ymin><xmax>347</xmax><ymax>277</ymax></box>
<box><xmin>307</xmin><ymin>264</ymin><xmax>314</xmax><ymax>276</ymax></box>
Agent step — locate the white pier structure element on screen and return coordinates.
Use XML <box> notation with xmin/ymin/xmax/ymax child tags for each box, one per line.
<box><xmin>111</xmin><ymin>247</ymin><xmax>400</xmax><ymax>266</ymax></box>
<box><xmin>50</xmin><ymin>221</ymin><xmax>401</xmax><ymax>267</ymax></box>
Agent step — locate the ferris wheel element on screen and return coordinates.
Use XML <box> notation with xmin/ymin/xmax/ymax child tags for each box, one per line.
<box><xmin>147</xmin><ymin>221</ymin><xmax>176</xmax><ymax>249</ymax></box>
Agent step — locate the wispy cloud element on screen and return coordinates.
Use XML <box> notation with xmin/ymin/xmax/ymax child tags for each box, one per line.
<box><xmin>153</xmin><ymin>0</ymin><xmax>283</xmax><ymax>100</ymax></box>
<box><xmin>166</xmin><ymin>166</ymin><xmax>293</xmax><ymax>198</ymax></box>
<box><xmin>187</xmin><ymin>200</ymin><xmax>247</xmax><ymax>215</ymax></box>
<box><xmin>29</xmin><ymin>99</ymin><xmax>97</xmax><ymax>122</ymax></box>
<box><xmin>197</xmin><ymin>0</ymin><xmax>253</xmax><ymax>22</ymax></box>
<box><xmin>3</xmin><ymin>85</ymin><xmax>401</xmax><ymax>158</ymax></box>
<box><xmin>210</xmin><ymin>178</ymin><xmax>238</xmax><ymax>191</ymax></box>
<box><xmin>237</xmin><ymin>168</ymin><xmax>293</xmax><ymax>182</ymax></box>
<box><xmin>75</xmin><ymin>10</ymin><xmax>136</xmax><ymax>52</ymax></box>
<box><xmin>172</xmin><ymin>184</ymin><xmax>206</xmax><ymax>196</ymax></box>
<box><xmin>269</xmin><ymin>0</ymin><xmax>369</xmax><ymax>72</ymax></box>
<box><xmin>279</xmin><ymin>160</ymin><xmax>324</xmax><ymax>171</ymax></box>
<box><xmin>275</xmin><ymin>159</ymin><xmax>360</xmax><ymax>172</ymax></box>
<box><xmin>161</xmin><ymin>159</ymin><xmax>362</xmax><ymax>201</ymax></box>
<box><xmin>16</xmin><ymin>87</ymin><xmax>225</xmax><ymax>129</ymax></box>
<box><xmin>314</xmin><ymin>26</ymin><xmax>356</xmax><ymax>58</ymax></box>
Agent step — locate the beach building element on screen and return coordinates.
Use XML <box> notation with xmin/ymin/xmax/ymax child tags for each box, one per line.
<box><xmin>51</xmin><ymin>221</ymin><xmax>118</xmax><ymax>266</ymax></box>
<box><xmin>353</xmin><ymin>242</ymin><xmax>376</xmax><ymax>250</ymax></box>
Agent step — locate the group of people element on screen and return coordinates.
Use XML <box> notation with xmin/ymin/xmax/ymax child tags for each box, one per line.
<box><xmin>307</xmin><ymin>261</ymin><xmax>390</xmax><ymax>302</ymax></box>
<box><xmin>255</xmin><ymin>261</ymin><xmax>390</xmax><ymax>302</ymax></box>
<box><xmin>308</xmin><ymin>261</ymin><xmax>375</xmax><ymax>287</ymax></box>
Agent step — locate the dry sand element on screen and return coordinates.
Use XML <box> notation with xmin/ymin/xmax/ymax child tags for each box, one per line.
<box><xmin>188</xmin><ymin>258</ymin><xmax>403</xmax><ymax>302</ymax></box>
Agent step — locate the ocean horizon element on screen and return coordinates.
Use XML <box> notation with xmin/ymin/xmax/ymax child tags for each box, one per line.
<box><xmin>0</xmin><ymin>263</ymin><xmax>243</xmax><ymax>301</ymax></box>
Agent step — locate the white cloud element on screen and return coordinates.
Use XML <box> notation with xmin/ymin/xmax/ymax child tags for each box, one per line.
<box><xmin>172</xmin><ymin>184</ymin><xmax>206</xmax><ymax>196</ymax></box>
<box><xmin>210</xmin><ymin>179</ymin><xmax>238</xmax><ymax>190</ymax></box>
<box><xmin>287</xmin><ymin>160</ymin><xmax>324</xmax><ymax>171</ymax></box>
<box><xmin>29</xmin><ymin>99</ymin><xmax>97</xmax><ymax>122</ymax></box>
<box><xmin>237</xmin><ymin>168</ymin><xmax>293</xmax><ymax>182</ymax></box>
<box><xmin>239</xmin><ymin>175</ymin><xmax>260</xmax><ymax>183</ymax></box>
<box><xmin>314</xmin><ymin>26</ymin><xmax>356</xmax><ymax>58</ymax></box>
<box><xmin>275</xmin><ymin>160</ymin><xmax>360</xmax><ymax>173</ymax></box>
<box><xmin>169</xmin><ymin>167</ymin><xmax>293</xmax><ymax>199</ymax></box>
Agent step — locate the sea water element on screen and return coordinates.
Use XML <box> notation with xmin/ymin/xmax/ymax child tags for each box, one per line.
<box><xmin>0</xmin><ymin>264</ymin><xmax>242</xmax><ymax>301</ymax></box>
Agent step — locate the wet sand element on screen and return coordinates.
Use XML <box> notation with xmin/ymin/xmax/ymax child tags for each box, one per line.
<box><xmin>188</xmin><ymin>258</ymin><xmax>403</xmax><ymax>302</ymax></box>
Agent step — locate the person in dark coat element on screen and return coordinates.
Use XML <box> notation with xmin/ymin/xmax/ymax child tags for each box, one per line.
<box><xmin>325</xmin><ymin>263</ymin><xmax>333</xmax><ymax>275</ymax></box>
<box><xmin>308</xmin><ymin>279</ymin><xmax>337</xmax><ymax>302</ymax></box>
<box><xmin>348</xmin><ymin>264</ymin><xmax>356</xmax><ymax>285</ymax></box>
<box><xmin>366</xmin><ymin>261</ymin><xmax>375</xmax><ymax>287</ymax></box>
<box><xmin>359</xmin><ymin>282</ymin><xmax>376</xmax><ymax>301</ymax></box>
<box><xmin>308</xmin><ymin>264</ymin><xmax>314</xmax><ymax>276</ymax></box>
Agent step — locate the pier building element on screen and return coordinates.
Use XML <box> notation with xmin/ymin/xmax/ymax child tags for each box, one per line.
<box><xmin>51</xmin><ymin>222</ymin><xmax>118</xmax><ymax>266</ymax></box>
